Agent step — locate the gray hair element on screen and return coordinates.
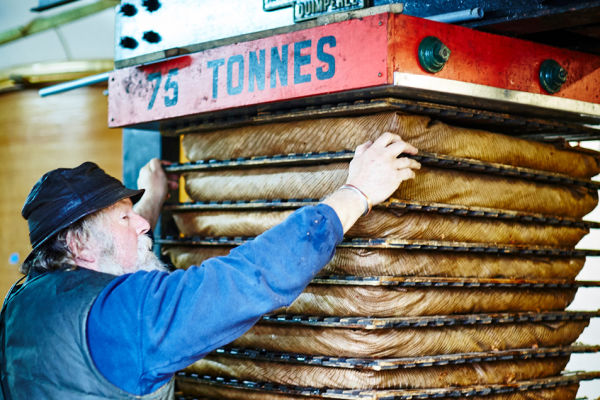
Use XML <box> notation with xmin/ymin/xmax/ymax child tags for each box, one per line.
<box><xmin>20</xmin><ymin>210</ymin><xmax>107</xmax><ymax>275</ymax></box>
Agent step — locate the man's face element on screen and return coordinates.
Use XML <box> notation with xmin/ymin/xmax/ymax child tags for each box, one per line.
<box><xmin>99</xmin><ymin>199</ymin><xmax>151</xmax><ymax>274</ymax></box>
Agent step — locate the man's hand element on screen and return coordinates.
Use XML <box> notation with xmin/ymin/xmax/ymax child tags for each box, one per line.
<box><xmin>134</xmin><ymin>158</ymin><xmax>179</xmax><ymax>230</ymax></box>
<box><xmin>323</xmin><ymin>133</ymin><xmax>420</xmax><ymax>233</ymax></box>
<box><xmin>346</xmin><ymin>132</ymin><xmax>420</xmax><ymax>205</ymax></box>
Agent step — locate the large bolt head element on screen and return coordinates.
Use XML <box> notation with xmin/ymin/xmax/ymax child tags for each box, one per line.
<box><xmin>539</xmin><ymin>59</ymin><xmax>567</xmax><ymax>94</ymax></box>
<box><xmin>418</xmin><ymin>36</ymin><xmax>451</xmax><ymax>74</ymax></box>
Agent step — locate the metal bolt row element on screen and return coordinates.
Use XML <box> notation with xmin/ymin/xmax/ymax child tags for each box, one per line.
<box><xmin>259</xmin><ymin>311</ymin><xmax>599</xmax><ymax>329</ymax></box>
<box><xmin>165</xmin><ymin>150</ymin><xmax>599</xmax><ymax>191</ymax></box>
<box><xmin>175</xmin><ymin>371</ymin><xmax>600</xmax><ymax>399</ymax></box>
<box><xmin>164</xmin><ymin>198</ymin><xmax>599</xmax><ymax>230</ymax></box>
<box><xmin>209</xmin><ymin>345</ymin><xmax>599</xmax><ymax>370</ymax></box>
<box><xmin>159</xmin><ymin>237</ymin><xmax>600</xmax><ymax>258</ymax></box>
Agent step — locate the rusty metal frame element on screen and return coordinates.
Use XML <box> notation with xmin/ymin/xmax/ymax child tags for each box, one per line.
<box><xmin>165</xmin><ymin>96</ymin><xmax>600</xmax><ymax>141</ymax></box>
<box><xmin>165</xmin><ymin>150</ymin><xmax>600</xmax><ymax>191</ymax></box>
<box><xmin>162</xmin><ymin>199</ymin><xmax>600</xmax><ymax>230</ymax></box>
<box><xmin>208</xmin><ymin>344</ymin><xmax>600</xmax><ymax>370</ymax></box>
<box><xmin>159</xmin><ymin>236</ymin><xmax>600</xmax><ymax>258</ymax></box>
<box><xmin>308</xmin><ymin>275</ymin><xmax>600</xmax><ymax>289</ymax></box>
<box><xmin>257</xmin><ymin>310</ymin><xmax>600</xmax><ymax>329</ymax></box>
<box><xmin>175</xmin><ymin>370</ymin><xmax>600</xmax><ymax>399</ymax></box>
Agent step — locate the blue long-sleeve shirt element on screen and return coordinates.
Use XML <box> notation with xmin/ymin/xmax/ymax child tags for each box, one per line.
<box><xmin>86</xmin><ymin>204</ymin><xmax>343</xmax><ymax>395</ymax></box>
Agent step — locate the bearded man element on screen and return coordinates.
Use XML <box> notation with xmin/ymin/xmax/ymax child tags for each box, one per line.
<box><xmin>0</xmin><ymin>133</ymin><xmax>420</xmax><ymax>399</ymax></box>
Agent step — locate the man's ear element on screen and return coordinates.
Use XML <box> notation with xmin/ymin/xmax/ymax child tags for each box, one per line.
<box><xmin>66</xmin><ymin>231</ymin><xmax>96</xmax><ymax>266</ymax></box>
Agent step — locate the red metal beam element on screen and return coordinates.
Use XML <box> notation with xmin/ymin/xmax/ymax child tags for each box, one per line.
<box><xmin>388</xmin><ymin>14</ymin><xmax>600</xmax><ymax>102</ymax></box>
<box><xmin>108</xmin><ymin>12</ymin><xmax>600</xmax><ymax>128</ymax></box>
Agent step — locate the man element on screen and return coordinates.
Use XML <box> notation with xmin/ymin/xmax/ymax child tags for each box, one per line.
<box><xmin>0</xmin><ymin>133</ymin><xmax>420</xmax><ymax>399</ymax></box>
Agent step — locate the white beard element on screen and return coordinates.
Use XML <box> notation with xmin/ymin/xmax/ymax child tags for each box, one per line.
<box><xmin>134</xmin><ymin>234</ymin><xmax>167</xmax><ymax>273</ymax></box>
<box><xmin>98</xmin><ymin>234</ymin><xmax>167</xmax><ymax>276</ymax></box>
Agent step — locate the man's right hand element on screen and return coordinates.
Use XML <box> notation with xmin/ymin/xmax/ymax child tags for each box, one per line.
<box><xmin>346</xmin><ymin>132</ymin><xmax>420</xmax><ymax>206</ymax></box>
<box><xmin>322</xmin><ymin>132</ymin><xmax>420</xmax><ymax>233</ymax></box>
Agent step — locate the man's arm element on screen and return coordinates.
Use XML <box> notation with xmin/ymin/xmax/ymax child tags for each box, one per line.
<box><xmin>88</xmin><ymin>132</ymin><xmax>420</xmax><ymax>395</ymax></box>
<box><xmin>323</xmin><ymin>132</ymin><xmax>419</xmax><ymax>231</ymax></box>
<box><xmin>88</xmin><ymin>204</ymin><xmax>343</xmax><ymax>394</ymax></box>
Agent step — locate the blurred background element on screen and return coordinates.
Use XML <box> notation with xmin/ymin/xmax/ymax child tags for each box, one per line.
<box><xmin>0</xmin><ymin>0</ymin><xmax>118</xmax><ymax>296</ymax></box>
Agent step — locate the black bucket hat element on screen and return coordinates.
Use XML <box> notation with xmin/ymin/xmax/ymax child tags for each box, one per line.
<box><xmin>22</xmin><ymin>162</ymin><xmax>144</xmax><ymax>253</ymax></box>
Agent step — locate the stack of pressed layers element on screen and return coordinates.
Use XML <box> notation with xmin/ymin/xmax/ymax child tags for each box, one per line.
<box><xmin>163</xmin><ymin>112</ymin><xmax>600</xmax><ymax>399</ymax></box>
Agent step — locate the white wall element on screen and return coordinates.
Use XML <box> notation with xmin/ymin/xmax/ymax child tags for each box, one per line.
<box><xmin>0</xmin><ymin>0</ymin><xmax>114</xmax><ymax>70</ymax></box>
<box><xmin>566</xmin><ymin>140</ymin><xmax>600</xmax><ymax>397</ymax></box>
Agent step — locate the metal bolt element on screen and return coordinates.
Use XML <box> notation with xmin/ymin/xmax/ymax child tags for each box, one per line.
<box><xmin>378</xmin><ymin>72</ymin><xmax>382</xmax><ymax>77</ymax></box>
<box><xmin>119</xmin><ymin>3</ymin><xmax>137</xmax><ymax>16</ymax></box>
<box><xmin>142</xmin><ymin>0</ymin><xmax>161</xmax><ymax>12</ymax></box>
<box><xmin>142</xmin><ymin>30</ymin><xmax>162</xmax><ymax>43</ymax></box>
<box><xmin>418</xmin><ymin>36</ymin><xmax>451</xmax><ymax>74</ymax></box>
<box><xmin>119</xmin><ymin>36</ymin><xmax>138</xmax><ymax>49</ymax></box>
<box><xmin>539</xmin><ymin>59</ymin><xmax>567</xmax><ymax>94</ymax></box>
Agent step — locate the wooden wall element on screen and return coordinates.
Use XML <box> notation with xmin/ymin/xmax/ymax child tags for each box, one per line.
<box><xmin>0</xmin><ymin>86</ymin><xmax>122</xmax><ymax>299</ymax></box>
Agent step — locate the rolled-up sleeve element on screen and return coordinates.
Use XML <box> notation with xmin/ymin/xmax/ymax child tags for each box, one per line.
<box><xmin>87</xmin><ymin>204</ymin><xmax>343</xmax><ymax>395</ymax></box>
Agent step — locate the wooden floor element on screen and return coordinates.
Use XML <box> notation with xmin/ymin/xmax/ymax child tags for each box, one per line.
<box><xmin>0</xmin><ymin>86</ymin><xmax>122</xmax><ymax>298</ymax></box>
